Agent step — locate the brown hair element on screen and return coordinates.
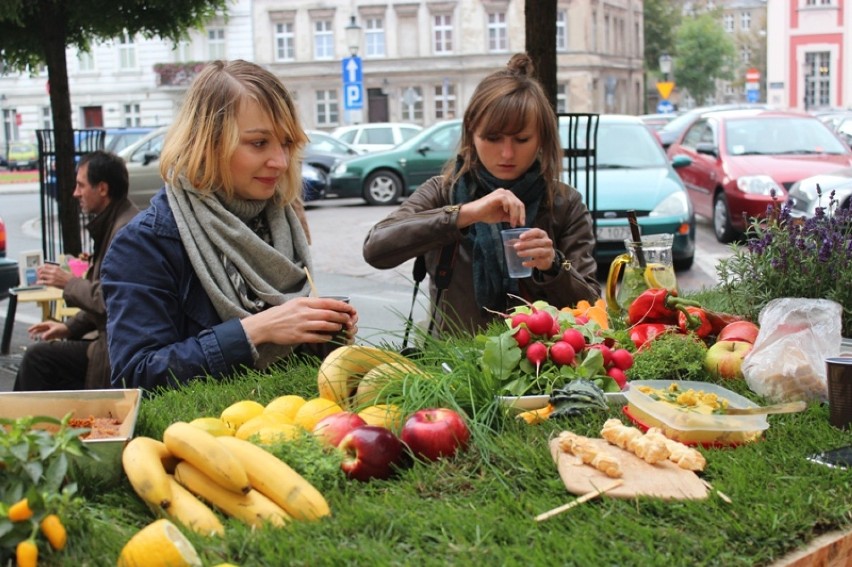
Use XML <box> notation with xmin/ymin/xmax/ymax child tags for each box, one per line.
<box><xmin>442</xmin><ymin>53</ymin><xmax>562</xmax><ymax>200</ymax></box>
<box><xmin>159</xmin><ymin>60</ymin><xmax>308</xmax><ymax>204</ymax></box>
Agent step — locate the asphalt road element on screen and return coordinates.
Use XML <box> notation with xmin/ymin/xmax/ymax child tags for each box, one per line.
<box><xmin>0</xmin><ymin>185</ymin><xmax>729</xmax><ymax>391</ymax></box>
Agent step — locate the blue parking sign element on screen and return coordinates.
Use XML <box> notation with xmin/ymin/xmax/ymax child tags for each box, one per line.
<box><xmin>656</xmin><ymin>100</ymin><xmax>674</xmax><ymax>114</ymax></box>
<box><xmin>342</xmin><ymin>56</ymin><xmax>363</xmax><ymax>110</ymax></box>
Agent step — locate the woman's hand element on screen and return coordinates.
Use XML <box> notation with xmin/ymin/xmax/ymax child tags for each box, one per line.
<box><xmin>457</xmin><ymin>188</ymin><xmax>526</xmax><ymax>228</ymax></box>
<box><xmin>27</xmin><ymin>320</ymin><xmax>71</xmax><ymax>341</ymax></box>
<box><xmin>513</xmin><ymin>228</ymin><xmax>556</xmax><ymax>272</ymax></box>
<box><xmin>37</xmin><ymin>264</ymin><xmax>73</xmax><ymax>288</ymax></box>
<box><xmin>241</xmin><ymin>297</ymin><xmax>359</xmax><ymax>347</ymax></box>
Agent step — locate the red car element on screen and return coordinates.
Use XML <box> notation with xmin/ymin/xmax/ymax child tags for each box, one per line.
<box><xmin>667</xmin><ymin>109</ymin><xmax>852</xmax><ymax>242</ymax></box>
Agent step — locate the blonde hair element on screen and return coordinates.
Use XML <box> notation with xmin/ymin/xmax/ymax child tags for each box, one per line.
<box><xmin>443</xmin><ymin>53</ymin><xmax>563</xmax><ymax>200</ymax></box>
<box><xmin>160</xmin><ymin>60</ymin><xmax>308</xmax><ymax>204</ymax></box>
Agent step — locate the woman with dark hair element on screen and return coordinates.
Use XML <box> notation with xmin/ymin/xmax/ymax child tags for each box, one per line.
<box><xmin>363</xmin><ymin>53</ymin><xmax>600</xmax><ymax>336</ymax></box>
<box><xmin>101</xmin><ymin>60</ymin><xmax>357</xmax><ymax>390</ymax></box>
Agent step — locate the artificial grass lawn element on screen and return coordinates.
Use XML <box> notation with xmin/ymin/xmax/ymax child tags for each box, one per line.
<box><xmin>53</xmin><ymin>338</ymin><xmax>851</xmax><ymax>567</ymax></box>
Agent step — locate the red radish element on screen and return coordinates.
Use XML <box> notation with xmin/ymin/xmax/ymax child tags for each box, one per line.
<box><xmin>574</xmin><ymin>315</ymin><xmax>589</xmax><ymax>325</ymax></box>
<box><xmin>510</xmin><ymin>312</ymin><xmax>531</xmax><ymax>329</ymax></box>
<box><xmin>561</xmin><ymin>328</ymin><xmax>586</xmax><ymax>353</ymax></box>
<box><xmin>588</xmin><ymin>343</ymin><xmax>613</xmax><ymax>367</ymax></box>
<box><xmin>550</xmin><ymin>319</ymin><xmax>560</xmax><ymax>337</ymax></box>
<box><xmin>526</xmin><ymin>310</ymin><xmax>554</xmax><ymax>336</ymax></box>
<box><xmin>607</xmin><ymin>366</ymin><xmax>628</xmax><ymax>389</ymax></box>
<box><xmin>513</xmin><ymin>326</ymin><xmax>531</xmax><ymax>348</ymax></box>
<box><xmin>610</xmin><ymin>348</ymin><xmax>634</xmax><ymax>371</ymax></box>
<box><xmin>525</xmin><ymin>342</ymin><xmax>548</xmax><ymax>375</ymax></box>
<box><xmin>549</xmin><ymin>341</ymin><xmax>576</xmax><ymax>366</ymax></box>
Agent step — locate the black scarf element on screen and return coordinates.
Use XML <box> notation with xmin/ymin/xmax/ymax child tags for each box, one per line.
<box><xmin>451</xmin><ymin>158</ymin><xmax>546</xmax><ymax>311</ymax></box>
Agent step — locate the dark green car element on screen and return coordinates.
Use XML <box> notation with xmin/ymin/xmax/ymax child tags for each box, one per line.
<box><xmin>328</xmin><ymin>119</ymin><xmax>462</xmax><ymax>205</ymax></box>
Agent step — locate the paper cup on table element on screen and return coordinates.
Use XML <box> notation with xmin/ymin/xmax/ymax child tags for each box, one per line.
<box><xmin>826</xmin><ymin>357</ymin><xmax>852</xmax><ymax>429</ymax></box>
<box><xmin>500</xmin><ymin>228</ymin><xmax>533</xmax><ymax>278</ymax></box>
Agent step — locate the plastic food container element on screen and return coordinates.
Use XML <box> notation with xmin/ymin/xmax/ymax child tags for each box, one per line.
<box><xmin>622</xmin><ymin>380</ymin><xmax>769</xmax><ymax>446</ymax></box>
<box><xmin>0</xmin><ymin>389</ymin><xmax>142</xmax><ymax>485</ymax></box>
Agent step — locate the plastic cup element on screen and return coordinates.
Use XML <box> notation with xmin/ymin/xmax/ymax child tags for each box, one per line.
<box><xmin>826</xmin><ymin>357</ymin><xmax>852</xmax><ymax>429</ymax></box>
<box><xmin>501</xmin><ymin>228</ymin><xmax>533</xmax><ymax>278</ymax></box>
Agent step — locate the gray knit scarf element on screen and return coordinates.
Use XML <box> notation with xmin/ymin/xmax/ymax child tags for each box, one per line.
<box><xmin>167</xmin><ymin>178</ymin><xmax>312</xmax><ymax>369</ymax></box>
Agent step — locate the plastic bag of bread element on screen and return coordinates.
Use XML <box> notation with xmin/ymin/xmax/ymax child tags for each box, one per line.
<box><xmin>741</xmin><ymin>298</ymin><xmax>843</xmax><ymax>402</ymax></box>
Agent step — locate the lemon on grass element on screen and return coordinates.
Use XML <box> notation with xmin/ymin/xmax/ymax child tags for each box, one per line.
<box><xmin>643</xmin><ymin>263</ymin><xmax>677</xmax><ymax>291</ymax></box>
<box><xmin>188</xmin><ymin>417</ymin><xmax>233</xmax><ymax>437</ymax></box>
<box><xmin>358</xmin><ymin>404</ymin><xmax>403</xmax><ymax>431</ymax></box>
<box><xmin>117</xmin><ymin>519</ymin><xmax>201</xmax><ymax>567</ymax></box>
<box><xmin>220</xmin><ymin>400</ymin><xmax>265</xmax><ymax>433</ymax></box>
<box><xmin>264</xmin><ymin>395</ymin><xmax>307</xmax><ymax>423</ymax></box>
<box><xmin>293</xmin><ymin>398</ymin><xmax>344</xmax><ymax>431</ymax></box>
<box><xmin>235</xmin><ymin>412</ymin><xmax>291</xmax><ymax>440</ymax></box>
<box><xmin>245</xmin><ymin>423</ymin><xmax>301</xmax><ymax>445</ymax></box>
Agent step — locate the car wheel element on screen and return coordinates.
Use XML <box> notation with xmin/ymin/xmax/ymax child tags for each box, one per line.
<box><xmin>713</xmin><ymin>193</ymin><xmax>737</xmax><ymax>243</ymax></box>
<box><xmin>363</xmin><ymin>170</ymin><xmax>403</xmax><ymax>206</ymax></box>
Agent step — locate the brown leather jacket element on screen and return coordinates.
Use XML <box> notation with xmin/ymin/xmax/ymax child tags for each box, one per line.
<box><xmin>64</xmin><ymin>198</ymin><xmax>139</xmax><ymax>389</ymax></box>
<box><xmin>363</xmin><ymin>176</ymin><xmax>601</xmax><ymax>336</ymax></box>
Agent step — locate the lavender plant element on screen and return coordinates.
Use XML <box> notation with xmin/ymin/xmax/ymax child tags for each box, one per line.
<box><xmin>715</xmin><ymin>187</ymin><xmax>852</xmax><ymax>337</ymax></box>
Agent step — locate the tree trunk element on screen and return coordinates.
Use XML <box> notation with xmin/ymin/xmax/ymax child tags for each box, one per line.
<box><xmin>525</xmin><ymin>0</ymin><xmax>558</xmax><ymax>112</ymax></box>
<box><xmin>40</xmin><ymin>0</ymin><xmax>81</xmax><ymax>256</ymax></box>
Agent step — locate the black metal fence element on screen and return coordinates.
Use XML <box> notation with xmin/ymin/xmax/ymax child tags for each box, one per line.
<box><xmin>35</xmin><ymin>129</ymin><xmax>104</xmax><ymax>261</ymax></box>
<box><xmin>558</xmin><ymin>112</ymin><xmax>600</xmax><ymax>245</ymax></box>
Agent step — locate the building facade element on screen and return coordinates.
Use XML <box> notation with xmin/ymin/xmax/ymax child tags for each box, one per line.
<box><xmin>766</xmin><ymin>0</ymin><xmax>851</xmax><ymax>111</ymax></box>
<box><xmin>0</xmin><ymin>0</ymin><xmax>645</xmax><ymax>149</ymax></box>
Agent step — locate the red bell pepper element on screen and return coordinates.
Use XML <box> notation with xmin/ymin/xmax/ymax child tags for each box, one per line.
<box><xmin>627</xmin><ymin>288</ymin><xmax>701</xmax><ymax>326</ymax></box>
<box><xmin>678</xmin><ymin>306</ymin><xmax>713</xmax><ymax>338</ymax></box>
<box><xmin>629</xmin><ymin>323</ymin><xmax>674</xmax><ymax>349</ymax></box>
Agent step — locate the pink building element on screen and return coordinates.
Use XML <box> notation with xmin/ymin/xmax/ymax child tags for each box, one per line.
<box><xmin>766</xmin><ymin>0</ymin><xmax>850</xmax><ymax>111</ymax></box>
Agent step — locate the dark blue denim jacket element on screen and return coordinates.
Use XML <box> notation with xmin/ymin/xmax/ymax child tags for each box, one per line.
<box><xmin>101</xmin><ymin>189</ymin><xmax>254</xmax><ymax>390</ymax></box>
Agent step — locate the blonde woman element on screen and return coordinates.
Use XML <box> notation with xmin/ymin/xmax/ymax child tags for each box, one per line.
<box><xmin>102</xmin><ymin>60</ymin><xmax>357</xmax><ymax>389</ymax></box>
<box><xmin>364</xmin><ymin>53</ymin><xmax>600</xmax><ymax>335</ymax></box>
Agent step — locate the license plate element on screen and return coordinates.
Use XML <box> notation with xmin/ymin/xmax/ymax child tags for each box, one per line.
<box><xmin>596</xmin><ymin>226</ymin><xmax>632</xmax><ymax>242</ymax></box>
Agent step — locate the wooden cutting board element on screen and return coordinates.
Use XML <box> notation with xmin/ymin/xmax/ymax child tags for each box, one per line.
<box><xmin>548</xmin><ymin>437</ymin><xmax>709</xmax><ymax>500</ymax></box>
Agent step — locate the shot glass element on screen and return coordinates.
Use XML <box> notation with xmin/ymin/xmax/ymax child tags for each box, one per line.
<box><xmin>826</xmin><ymin>357</ymin><xmax>852</xmax><ymax>429</ymax></box>
<box><xmin>500</xmin><ymin>228</ymin><xmax>533</xmax><ymax>278</ymax></box>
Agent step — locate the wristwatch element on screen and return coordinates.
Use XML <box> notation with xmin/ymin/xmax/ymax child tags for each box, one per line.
<box><xmin>443</xmin><ymin>204</ymin><xmax>461</xmax><ymax>214</ymax></box>
<box><xmin>543</xmin><ymin>249</ymin><xmax>571</xmax><ymax>276</ymax></box>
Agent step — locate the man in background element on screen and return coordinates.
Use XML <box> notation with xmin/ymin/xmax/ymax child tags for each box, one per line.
<box><xmin>14</xmin><ymin>150</ymin><xmax>139</xmax><ymax>390</ymax></box>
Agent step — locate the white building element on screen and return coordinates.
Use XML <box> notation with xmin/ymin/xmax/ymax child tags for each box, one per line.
<box><xmin>1</xmin><ymin>0</ymin><xmax>645</xmax><ymax>148</ymax></box>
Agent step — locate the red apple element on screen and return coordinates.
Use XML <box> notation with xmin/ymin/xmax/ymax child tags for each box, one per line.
<box><xmin>312</xmin><ymin>411</ymin><xmax>367</xmax><ymax>448</ymax></box>
<box><xmin>401</xmin><ymin>408</ymin><xmax>470</xmax><ymax>462</ymax></box>
<box><xmin>338</xmin><ymin>425</ymin><xmax>405</xmax><ymax>481</ymax></box>
<box><xmin>717</xmin><ymin>321</ymin><xmax>760</xmax><ymax>344</ymax></box>
<box><xmin>704</xmin><ymin>340</ymin><xmax>753</xmax><ymax>380</ymax></box>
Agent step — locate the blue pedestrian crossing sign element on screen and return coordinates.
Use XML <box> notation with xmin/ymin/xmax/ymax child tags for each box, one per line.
<box><xmin>342</xmin><ymin>56</ymin><xmax>364</xmax><ymax>110</ymax></box>
<box><xmin>656</xmin><ymin>99</ymin><xmax>675</xmax><ymax>114</ymax></box>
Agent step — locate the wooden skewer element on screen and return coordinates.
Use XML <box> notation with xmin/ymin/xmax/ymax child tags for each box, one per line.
<box><xmin>534</xmin><ymin>478</ymin><xmax>624</xmax><ymax>522</ymax></box>
<box><xmin>700</xmin><ymin>479</ymin><xmax>732</xmax><ymax>504</ymax></box>
<box><xmin>304</xmin><ymin>267</ymin><xmax>319</xmax><ymax>297</ymax></box>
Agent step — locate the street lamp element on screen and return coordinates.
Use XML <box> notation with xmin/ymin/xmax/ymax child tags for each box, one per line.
<box><xmin>659</xmin><ymin>53</ymin><xmax>672</xmax><ymax>81</ymax></box>
<box><xmin>345</xmin><ymin>16</ymin><xmax>362</xmax><ymax>57</ymax></box>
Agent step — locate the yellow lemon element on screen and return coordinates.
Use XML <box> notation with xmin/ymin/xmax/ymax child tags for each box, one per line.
<box><xmin>220</xmin><ymin>400</ymin><xmax>265</xmax><ymax>433</ymax></box>
<box><xmin>643</xmin><ymin>263</ymin><xmax>677</xmax><ymax>291</ymax></box>
<box><xmin>117</xmin><ymin>519</ymin><xmax>201</xmax><ymax>567</ymax></box>
<box><xmin>235</xmin><ymin>412</ymin><xmax>290</xmax><ymax>440</ymax></box>
<box><xmin>187</xmin><ymin>416</ymin><xmax>233</xmax><ymax>437</ymax></box>
<box><xmin>247</xmin><ymin>423</ymin><xmax>301</xmax><ymax>445</ymax></box>
<box><xmin>264</xmin><ymin>395</ymin><xmax>307</xmax><ymax>423</ymax></box>
<box><xmin>293</xmin><ymin>398</ymin><xmax>344</xmax><ymax>431</ymax></box>
<box><xmin>358</xmin><ymin>404</ymin><xmax>403</xmax><ymax>431</ymax></box>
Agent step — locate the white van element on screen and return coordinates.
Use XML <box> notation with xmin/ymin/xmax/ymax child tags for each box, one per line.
<box><xmin>331</xmin><ymin>122</ymin><xmax>422</xmax><ymax>153</ymax></box>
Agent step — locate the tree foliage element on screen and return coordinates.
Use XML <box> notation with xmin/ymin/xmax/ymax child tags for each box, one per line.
<box><xmin>673</xmin><ymin>12</ymin><xmax>736</xmax><ymax>105</ymax></box>
<box><xmin>643</xmin><ymin>0</ymin><xmax>682</xmax><ymax>77</ymax></box>
<box><xmin>0</xmin><ymin>0</ymin><xmax>227</xmax><ymax>255</ymax></box>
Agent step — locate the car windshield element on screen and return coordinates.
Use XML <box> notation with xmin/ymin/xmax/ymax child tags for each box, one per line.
<box><xmin>725</xmin><ymin>117</ymin><xmax>849</xmax><ymax>156</ymax></box>
<box><xmin>307</xmin><ymin>133</ymin><xmax>355</xmax><ymax>155</ymax></box>
<box><xmin>560</xmin><ymin>122</ymin><xmax>668</xmax><ymax>169</ymax></box>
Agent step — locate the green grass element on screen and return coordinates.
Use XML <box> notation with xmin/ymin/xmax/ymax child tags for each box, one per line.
<box><xmin>42</xmin><ymin>334</ymin><xmax>852</xmax><ymax>567</ymax></box>
<box><xmin>0</xmin><ymin>170</ymin><xmax>38</xmax><ymax>184</ymax></box>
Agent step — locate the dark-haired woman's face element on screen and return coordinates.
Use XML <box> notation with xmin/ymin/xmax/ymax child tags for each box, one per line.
<box><xmin>472</xmin><ymin>117</ymin><xmax>540</xmax><ymax>181</ymax></box>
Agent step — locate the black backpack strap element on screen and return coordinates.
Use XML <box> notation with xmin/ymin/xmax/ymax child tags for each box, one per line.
<box><xmin>402</xmin><ymin>243</ymin><xmax>458</xmax><ymax>349</ymax></box>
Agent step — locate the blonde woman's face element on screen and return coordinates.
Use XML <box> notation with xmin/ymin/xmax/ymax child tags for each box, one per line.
<box><xmin>229</xmin><ymin>99</ymin><xmax>291</xmax><ymax>200</ymax></box>
<box><xmin>472</xmin><ymin>116</ymin><xmax>540</xmax><ymax>181</ymax></box>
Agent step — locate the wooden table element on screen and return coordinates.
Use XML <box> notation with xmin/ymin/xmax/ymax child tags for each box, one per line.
<box><xmin>1</xmin><ymin>285</ymin><xmax>64</xmax><ymax>355</ymax></box>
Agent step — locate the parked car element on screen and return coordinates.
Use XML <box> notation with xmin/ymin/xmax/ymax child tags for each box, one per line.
<box><xmin>329</xmin><ymin>119</ymin><xmax>461</xmax><ymax>205</ymax></box>
<box><xmin>304</xmin><ymin>129</ymin><xmax>363</xmax><ymax>173</ymax></box>
<box><xmin>560</xmin><ymin>114</ymin><xmax>695</xmax><ymax>270</ymax></box>
<box><xmin>331</xmin><ymin>122</ymin><xmax>423</xmax><ymax>153</ymax></box>
<box><xmin>639</xmin><ymin>113</ymin><xmax>679</xmax><ymax>132</ymax></box>
<box><xmin>119</xmin><ymin>126</ymin><xmax>327</xmax><ymax>208</ymax></box>
<box><xmin>656</xmin><ymin>103</ymin><xmax>772</xmax><ymax>150</ymax></box>
<box><xmin>787</xmin><ymin>166</ymin><xmax>852</xmax><ymax>218</ymax></box>
<box><xmin>667</xmin><ymin>109</ymin><xmax>852</xmax><ymax>242</ymax></box>
<box><xmin>816</xmin><ymin>111</ymin><xmax>852</xmax><ymax>148</ymax></box>
<box><xmin>7</xmin><ymin>142</ymin><xmax>38</xmax><ymax>171</ymax></box>
<box><xmin>0</xmin><ymin>216</ymin><xmax>18</xmax><ymax>300</ymax></box>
